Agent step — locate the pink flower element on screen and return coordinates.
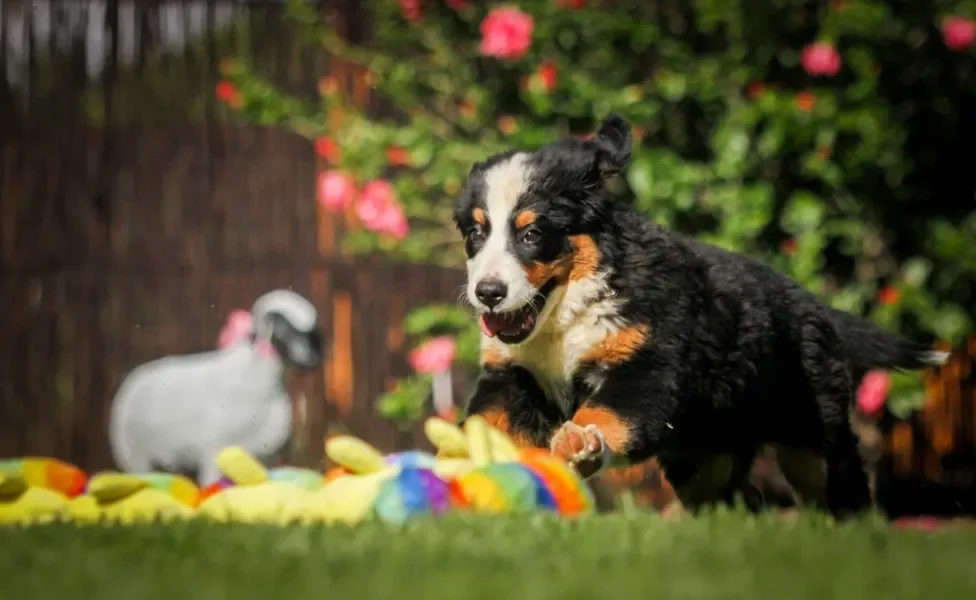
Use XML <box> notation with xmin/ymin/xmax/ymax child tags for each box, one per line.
<box><xmin>355</xmin><ymin>180</ymin><xmax>410</xmax><ymax>239</ymax></box>
<box><xmin>399</xmin><ymin>0</ymin><xmax>422</xmax><ymax>21</ymax></box>
<box><xmin>408</xmin><ymin>336</ymin><xmax>457</xmax><ymax>374</ymax></box>
<box><xmin>317</xmin><ymin>171</ymin><xmax>356</xmax><ymax>213</ymax></box>
<box><xmin>800</xmin><ymin>42</ymin><xmax>842</xmax><ymax>77</ymax></box>
<box><xmin>856</xmin><ymin>370</ymin><xmax>891</xmax><ymax>416</ymax></box>
<box><xmin>217</xmin><ymin>310</ymin><xmax>254</xmax><ymax>349</ymax></box>
<box><xmin>480</xmin><ymin>7</ymin><xmax>534</xmax><ymax>60</ymax></box>
<box><xmin>942</xmin><ymin>17</ymin><xmax>976</xmax><ymax>52</ymax></box>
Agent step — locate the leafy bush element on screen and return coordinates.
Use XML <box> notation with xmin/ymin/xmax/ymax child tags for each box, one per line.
<box><xmin>220</xmin><ymin>0</ymin><xmax>976</xmax><ymax>422</ymax></box>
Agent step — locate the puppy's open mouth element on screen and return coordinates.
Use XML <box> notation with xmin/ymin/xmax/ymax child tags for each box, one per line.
<box><xmin>479</xmin><ymin>279</ymin><xmax>557</xmax><ymax>344</ymax></box>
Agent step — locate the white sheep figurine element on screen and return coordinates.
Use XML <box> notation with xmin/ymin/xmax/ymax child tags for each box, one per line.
<box><xmin>108</xmin><ymin>289</ymin><xmax>324</xmax><ymax>486</ymax></box>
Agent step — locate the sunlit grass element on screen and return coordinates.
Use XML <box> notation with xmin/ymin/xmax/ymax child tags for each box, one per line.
<box><xmin>6</xmin><ymin>511</ymin><xmax>976</xmax><ymax>600</ymax></box>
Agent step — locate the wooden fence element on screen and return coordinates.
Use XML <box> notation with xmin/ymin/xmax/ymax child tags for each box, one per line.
<box><xmin>0</xmin><ymin>0</ymin><xmax>464</xmax><ymax>471</ymax></box>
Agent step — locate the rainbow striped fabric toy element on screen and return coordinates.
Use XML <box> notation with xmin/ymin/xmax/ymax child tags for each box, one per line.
<box><xmin>0</xmin><ymin>417</ymin><xmax>595</xmax><ymax>526</ymax></box>
<box><xmin>0</xmin><ymin>457</ymin><xmax>88</xmax><ymax>498</ymax></box>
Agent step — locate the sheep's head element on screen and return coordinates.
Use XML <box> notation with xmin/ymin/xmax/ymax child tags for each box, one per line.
<box><xmin>250</xmin><ymin>289</ymin><xmax>324</xmax><ymax>370</ymax></box>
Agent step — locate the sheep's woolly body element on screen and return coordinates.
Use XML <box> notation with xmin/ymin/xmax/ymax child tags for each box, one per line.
<box><xmin>109</xmin><ymin>344</ymin><xmax>292</xmax><ymax>486</ymax></box>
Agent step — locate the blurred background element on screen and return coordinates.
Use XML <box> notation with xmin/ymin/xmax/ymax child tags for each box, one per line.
<box><xmin>1</xmin><ymin>0</ymin><xmax>975</xmax><ymax>517</ymax></box>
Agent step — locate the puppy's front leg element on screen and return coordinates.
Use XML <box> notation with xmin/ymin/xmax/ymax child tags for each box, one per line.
<box><xmin>551</xmin><ymin>355</ymin><xmax>683</xmax><ymax>478</ymax></box>
<box><xmin>551</xmin><ymin>401</ymin><xmax>639</xmax><ymax>479</ymax></box>
<box><xmin>464</xmin><ymin>364</ymin><xmax>563</xmax><ymax>450</ymax></box>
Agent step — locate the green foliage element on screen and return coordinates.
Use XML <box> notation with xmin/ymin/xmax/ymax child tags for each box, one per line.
<box><xmin>376</xmin><ymin>374</ymin><xmax>433</xmax><ymax>427</ymax></box>
<box><xmin>222</xmin><ymin>0</ymin><xmax>976</xmax><ymax>423</ymax></box>
<box><xmin>376</xmin><ymin>304</ymin><xmax>480</xmax><ymax>424</ymax></box>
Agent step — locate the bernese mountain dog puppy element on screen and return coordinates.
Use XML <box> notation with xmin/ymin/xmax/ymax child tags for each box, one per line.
<box><xmin>453</xmin><ymin>114</ymin><xmax>946</xmax><ymax>517</ymax></box>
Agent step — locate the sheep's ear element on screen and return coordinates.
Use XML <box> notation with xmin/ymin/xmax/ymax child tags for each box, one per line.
<box><xmin>594</xmin><ymin>113</ymin><xmax>632</xmax><ymax>179</ymax></box>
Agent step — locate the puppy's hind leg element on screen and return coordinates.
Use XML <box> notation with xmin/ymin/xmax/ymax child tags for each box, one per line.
<box><xmin>799</xmin><ymin>317</ymin><xmax>872</xmax><ymax>519</ymax></box>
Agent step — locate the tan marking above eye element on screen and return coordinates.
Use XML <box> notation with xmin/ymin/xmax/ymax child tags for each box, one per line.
<box><xmin>513</xmin><ymin>210</ymin><xmax>537</xmax><ymax>229</ymax></box>
<box><xmin>472</xmin><ymin>208</ymin><xmax>487</xmax><ymax>226</ymax></box>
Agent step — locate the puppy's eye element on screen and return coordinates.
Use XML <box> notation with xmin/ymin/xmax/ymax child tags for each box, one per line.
<box><xmin>468</xmin><ymin>224</ymin><xmax>486</xmax><ymax>241</ymax></box>
<box><xmin>520</xmin><ymin>227</ymin><xmax>542</xmax><ymax>245</ymax></box>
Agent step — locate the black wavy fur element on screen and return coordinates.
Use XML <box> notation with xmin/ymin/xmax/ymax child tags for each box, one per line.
<box><xmin>457</xmin><ymin>114</ymin><xmax>945</xmax><ymax>518</ymax></box>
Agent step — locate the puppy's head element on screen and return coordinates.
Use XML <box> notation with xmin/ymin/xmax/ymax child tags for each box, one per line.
<box><xmin>251</xmin><ymin>290</ymin><xmax>324</xmax><ymax>369</ymax></box>
<box><xmin>454</xmin><ymin>114</ymin><xmax>632</xmax><ymax>345</ymax></box>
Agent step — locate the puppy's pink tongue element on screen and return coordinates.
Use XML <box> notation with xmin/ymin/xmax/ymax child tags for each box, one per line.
<box><xmin>480</xmin><ymin>313</ymin><xmax>509</xmax><ymax>338</ymax></box>
<box><xmin>479</xmin><ymin>315</ymin><xmax>495</xmax><ymax>338</ymax></box>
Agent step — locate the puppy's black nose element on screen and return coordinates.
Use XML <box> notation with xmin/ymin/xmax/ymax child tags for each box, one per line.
<box><xmin>475</xmin><ymin>278</ymin><xmax>507</xmax><ymax>309</ymax></box>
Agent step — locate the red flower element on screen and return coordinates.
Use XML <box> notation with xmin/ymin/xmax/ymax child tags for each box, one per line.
<box><xmin>447</xmin><ymin>0</ymin><xmax>469</xmax><ymax>10</ymax></box>
<box><xmin>781</xmin><ymin>239</ymin><xmax>798</xmax><ymax>255</ymax></box>
<box><xmin>480</xmin><ymin>7</ymin><xmax>534</xmax><ymax>60</ymax></box>
<box><xmin>856</xmin><ymin>370</ymin><xmax>890</xmax><ymax>417</ymax></box>
<box><xmin>536</xmin><ymin>60</ymin><xmax>558</xmax><ymax>93</ymax></box>
<box><xmin>399</xmin><ymin>0</ymin><xmax>422</xmax><ymax>21</ymax></box>
<box><xmin>800</xmin><ymin>42</ymin><xmax>842</xmax><ymax>77</ymax></box>
<box><xmin>317</xmin><ymin>171</ymin><xmax>356</xmax><ymax>213</ymax></box>
<box><xmin>408</xmin><ymin>336</ymin><xmax>457</xmax><ymax>374</ymax></box>
<box><xmin>794</xmin><ymin>91</ymin><xmax>816</xmax><ymax>111</ymax></box>
<box><xmin>318</xmin><ymin>76</ymin><xmax>339</xmax><ymax>96</ymax></box>
<box><xmin>878</xmin><ymin>286</ymin><xmax>901</xmax><ymax>305</ymax></box>
<box><xmin>497</xmin><ymin>115</ymin><xmax>518</xmax><ymax>135</ymax></box>
<box><xmin>746</xmin><ymin>81</ymin><xmax>766</xmax><ymax>99</ymax></box>
<box><xmin>942</xmin><ymin>16</ymin><xmax>976</xmax><ymax>52</ymax></box>
<box><xmin>314</xmin><ymin>137</ymin><xmax>340</xmax><ymax>163</ymax></box>
<box><xmin>215</xmin><ymin>80</ymin><xmax>242</xmax><ymax>108</ymax></box>
<box><xmin>557</xmin><ymin>0</ymin><xmax>586</xmax><ymax>8</ymax></box>
<box><xmin>356</xmin><ymin>180</ymin><xmax>410</xmax><ymax>239</ymax></box>
<box><xmin>386</xmin><ymin>145</ymin><xmax>410</xmax><ymax>167</ymax></box>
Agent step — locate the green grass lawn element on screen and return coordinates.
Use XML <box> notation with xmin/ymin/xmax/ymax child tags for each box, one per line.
<box><xmin>5</xmin><ymin>511</ymin><xmax>976</xmax><ymax>600</ymax></box>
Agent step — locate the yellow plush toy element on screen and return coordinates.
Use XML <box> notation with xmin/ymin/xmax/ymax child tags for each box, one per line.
<box><xmin>424</xmin><ymin>416</ymin><xmax>522</xmax><ymax>477</ymax></box>
<box><xmin>195</xmin><ymin>447</ymin><xmax>318</xmax><ymax>524</ymax></box>
<box><xmin>67</xmin><ymin>473</ymin><xmax>195</xmax><ymax>524</ymax></box>
<box><xmin>311</xmin><ymin>436</ymin><xmax>400</xmax><ymax>524</ymax></box>
<box><xmin>0</xmin><ymin>471</ymin><xmax>70</xmax><ymax>525</ymax></box>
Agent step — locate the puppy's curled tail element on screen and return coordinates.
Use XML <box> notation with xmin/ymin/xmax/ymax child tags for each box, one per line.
<box><xmin>830</xmin><ymin>308</ymin><xmax>949</xmax><ymax>372</ymax></box>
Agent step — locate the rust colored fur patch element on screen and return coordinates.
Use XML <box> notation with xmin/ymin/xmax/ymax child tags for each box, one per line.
<box><xmin>581</xmin><ymin>324</ymin><xmax>650</xmax><ymax>366</ymax></box>
<box><xmin>571</xmin><ymin>404</ymin><xmax>634</xmax><ymax>454</ymax></box>
<box><xmin>472</xmin><ymin>207</ymin><xmax>487</xmax><ymax>226</ymax></box>
<box><xmin>568</xmin><ymin>234</ymin><xmax>600</xmax><ymax>282</ymax></box>
<box><xmin>514</xmin><ymin>210</ymin><xmax>537</xmax><ymax>229</ymax></box>
<box><xmin>479</xmin><ymin>407</ymin><xmax>540</xmax><ymax>448</ymax></box>
<box><xmin>480</xmin><ymin>347</ymin><xmax>511</xmax><ymax>367</ymax></box>
<box><xmin>521</xmin><ymin>259</ymin><xmax>566</xmax><ymax>288</ymax></box>
<box><xmin>518</xmin><ymin>234</ymin><xmax>602</xmax><ymax>288</ymax></box>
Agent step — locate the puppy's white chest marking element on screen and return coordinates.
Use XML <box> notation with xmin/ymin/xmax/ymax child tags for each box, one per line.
<box><xmin>481</xmin><ymin>274</ymin><xmax>625</xmax><ymax>416</ymax></box>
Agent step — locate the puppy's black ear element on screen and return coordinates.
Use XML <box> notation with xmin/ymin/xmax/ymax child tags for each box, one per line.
<box><xmin>594</xmin><ymin>114</ymin><xmax>632</xmax><ymax>179</ymax></box>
